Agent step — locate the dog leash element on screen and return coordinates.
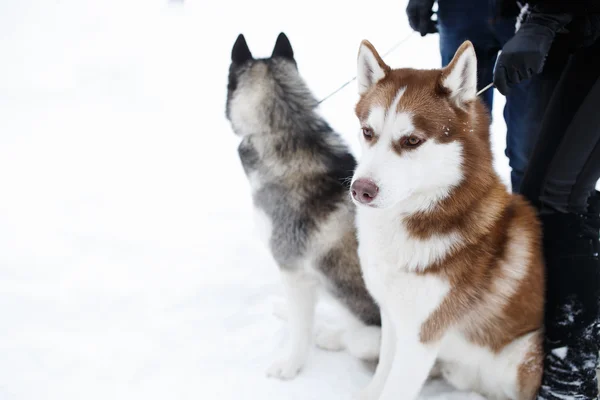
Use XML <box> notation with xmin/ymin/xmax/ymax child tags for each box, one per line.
<box><xmin>317</xmin><ymin>33</ymin><xmax>494</xmax><ymax>105</ymax></box>
<box><xmin>476</xmin><ymin>82</ymin><xmax>495</xmax><ymax>97</ymax></box>
<box><xmin>476</xmin><ymin>54</ymin><xmax>499</xmax><ymax>97</ymax></box>
<box><xmin>317</xmin><ymin>32</ymin><xmax>416</xmax><ymax>105</ymax></box>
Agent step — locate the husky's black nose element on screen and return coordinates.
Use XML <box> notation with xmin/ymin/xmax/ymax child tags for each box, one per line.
<box><xmin>351</xmin><ymin>179</ymin><xmax>379</xmax><ymax>204</ymax></box>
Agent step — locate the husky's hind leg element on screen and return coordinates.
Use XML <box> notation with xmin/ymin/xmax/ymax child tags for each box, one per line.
<box><xmin>267</xmin><ymin>268</ymin><xmax>317</xmax><ymax>380</ymax></box>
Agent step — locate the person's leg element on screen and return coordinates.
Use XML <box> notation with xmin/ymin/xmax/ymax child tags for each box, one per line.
<box><xmin>491</xmin><ymin>17</ymin><xmax>548</xmax><ymax>192</ymax></box>
<box><xmin>503</xmin><ymin>62</ymin><xmax>564</xmax><ymax>194</ymax></box>
<box><xmin>538</xmin><ymin>107</ymin><xmax>600</xmax><ymax>399</ymax></box>
<box><xmin>519</xmin><ymin>35</ymin><xmax>590</xmax><ymax>208</ymax></box>
<box><xmin>519</xmin><ymin>38</ymin><xmax>600</xmax><ymax>399</ymax></box>
<box><xmin>540</xmin><ymin>79</ymin><xmax>600</xmax><ymax>215</ymax></box>
<box><xmin>437</xmin><ymin>0</ymin><xmax>496</xmax><ymax>112</ymax></box>
<box><xmin>503</xmin><ymin>78</ymin><xmax>538</xmax><ymax>192</ymax></box>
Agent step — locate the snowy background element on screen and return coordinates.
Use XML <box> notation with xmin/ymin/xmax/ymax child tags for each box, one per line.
<box><xmin>0</xmin><ymin>0</ymin><xmax>512</xmax><ymax>399</ymax></box>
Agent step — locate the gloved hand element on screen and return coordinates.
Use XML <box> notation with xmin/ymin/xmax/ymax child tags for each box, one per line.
<box><xmin>406</xmin><ymin>0</ymin><xmax>437</xmax><ymax>37</ymax></box>
<box><xmin>493</xmin><ymin>11</ymin><xmax>572</xmax><ymax>95</ymax></box>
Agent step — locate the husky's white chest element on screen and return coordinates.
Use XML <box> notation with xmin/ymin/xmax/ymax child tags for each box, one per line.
<box><xmin>356</xmin><ymin>210</ymin><xmax>407</xmax><ymax>305</ymax></box>
<box><xmin>356</xmin><ymin>209</ymin><xmax>455</xmax><ymax>310</ymax></box>
<box><xmin>356</xmin><ymin>208</ymin><xmax>461</xmax><ymax>275</ymax></box>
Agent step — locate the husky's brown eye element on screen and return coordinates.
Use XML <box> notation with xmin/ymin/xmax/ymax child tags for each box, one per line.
<box><xmin>362</xmin><ymin>127</ymin><xmax>374</xmax><ymax>141</ymax></box>
<box><xmin>404</xmin><ymin>136</ymin><xmax>423</xmax><ymax>147</ymax></box>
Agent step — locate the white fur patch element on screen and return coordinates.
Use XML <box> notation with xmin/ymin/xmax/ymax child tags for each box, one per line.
<box><xmin>267</xmin><ymin>269</ymin><xmax>317</xmax><ymax>380</ymax></box>
<box><xmin>247</xmin><ymin>170</ymin><xmax>262</xmax><ymax>192</ymax></box>
<box><xmin>438</xmin><ymin>330</ymin><xmax>540</xmax><ymax>399</ymax></box>
<box><xmin>228</xmin><ymin>63</ymin><xmax>274</xmax><ymax>136</ymax></box>
<box><xmin>357</xmin><ymin>43</ymin><xmax>387</xmax><ymax>95</ymax></box>
<box><xmin>229</xmin><ymin>87</ymin><xmax>271</xmax><ymax>136</ymax></box>
<box><xmin>442</xmin><ymin>45</ymin><xmax>477</xmax><ymax>105</ymax></box>
<box><xmin>357</xmin><ymin>209</ymin><xmax>462</xmax><ymax>273</ymax></box>
<box><xmin>366</xmin><ymin>88</ymin><xmax>414</xmax><ymax>142</ymax></box>
<box><xmin>356</xmin><ymin>273</ymin><xmax>450</xmax><ymax>399</ymax></box>
<box><xmin>315</xmin><ymin>326</ymin><xmax>344</xmax><ymax>352</ymax></box>
<box><xmin>342</xmin><ymin>325</ymin><xmax>381</xmax><ymax>360</ymax></box>
<box><xmin>491</xmin><ymin>227</ymin><xmax>530</xmax><ymax>299</ymax></box>
<box><xmin>315</xmin><ymin>324</ymin><xmax>382</xmax><ymax>360</ymax></box>
<box><xmin>390</xmin><ymin>113</ymin><xmax>415</xmax><ymax>141</ymax></box>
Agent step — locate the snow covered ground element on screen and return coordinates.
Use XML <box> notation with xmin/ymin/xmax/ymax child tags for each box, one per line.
<box><xmin>0</xmin><ymin>1</ymin><xmax>511</xmax><ymax>399</ymax></box>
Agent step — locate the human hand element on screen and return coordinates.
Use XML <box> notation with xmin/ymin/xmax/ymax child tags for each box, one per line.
<box><xmin>493</xmin><ymin>12</ymin><xmax>572</xmax><ymax>95</ymax></box>
<box><xmin>406</xmin><ymin>0</ymin><xmax>437</xmax><ymax>37</ymax></box>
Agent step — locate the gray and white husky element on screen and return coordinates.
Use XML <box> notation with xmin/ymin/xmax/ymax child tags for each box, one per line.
<box><xmin>225</xmin><ymin>33</ymin><xmax>381</xmax><ymax>380</ymax></box>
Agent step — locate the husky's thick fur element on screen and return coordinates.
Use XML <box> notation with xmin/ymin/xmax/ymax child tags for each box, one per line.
<box><xmin>350</xmin><ymin>40</ymin><xmax>544</xmax><ymax>400</ymax></box>
<box><xmin>225</xmin><ymin>33</ymin><xmax>381</xmax><ymax>380</ymax></box>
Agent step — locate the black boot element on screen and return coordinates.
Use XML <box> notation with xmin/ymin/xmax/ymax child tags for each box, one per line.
<box><xmin>537</xmin><ymin>212</ymin><xmax>600</xmax><ymax>400</ymax></box>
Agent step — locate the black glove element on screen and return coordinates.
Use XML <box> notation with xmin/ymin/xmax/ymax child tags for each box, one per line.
<box><xmin>493</xmin><ymin>11</ymin><xmax>572</xmax><ymax>95</ymax></box>
<box><xmin>406</xmin><ymin>0</ymin><xmax>437</xmax><ymax>37</ymax></box>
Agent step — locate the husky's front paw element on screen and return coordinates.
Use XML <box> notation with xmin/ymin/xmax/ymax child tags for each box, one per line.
<box><xmin>315</xmin><ymin>327</ymin><xmax>344</xmax><ymax>352</ymax></box>
<box><xmin>266</xmin><ymin>357</ymin><xmax>304</xmax><ymax>380</ymax></box>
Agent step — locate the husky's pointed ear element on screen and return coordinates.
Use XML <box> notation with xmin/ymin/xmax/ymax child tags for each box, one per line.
<box><xmin>272</xmin><ymin>32</ymin><xmax>294</xmax><ymax>60</ymax></box>
<box><xmin>232</xmin><ymin>34</ymin><xmax>253</xmax><ymax>64</ymax></box>
<box><xmin>440</xmin><ymin>41</ymin><xmax>477</xmax><ymax>105</ymax></box>
<box><xmin>357</xmin><ymin>40</ymin><xmax>390</xmax><ymax>95</ymax></box>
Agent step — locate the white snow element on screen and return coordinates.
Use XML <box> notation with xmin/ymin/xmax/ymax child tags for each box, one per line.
<box><xmin>0</xmin><ymin>1</ymin><xmax>510</xmax><ymax>399</ymax></box>
<box><xmin>552</xmin><ymin>347</ymin><xmax>568</xmax><ymax>360</ymax></box>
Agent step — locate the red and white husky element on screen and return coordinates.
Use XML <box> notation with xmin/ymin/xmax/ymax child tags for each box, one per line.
<box><xmin>350</xmin><ymin>40</ymin><xmax>545</xmax><ymax>400</ymax></box>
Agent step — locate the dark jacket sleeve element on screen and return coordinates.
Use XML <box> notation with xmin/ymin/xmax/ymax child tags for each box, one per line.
<box><xmin>526</xmin><ymin>1</ymin><xmax>600</xmax><ymax>48</ymax></box>
<box><xmin>494</xmin><ymin>0</ymin><xmax>521</xmax><ymax>18</ymax></box>
<box><xmin>527</xmin><ymin>0</ymin><xmax>600</xmax><ymax>15</ymax></box>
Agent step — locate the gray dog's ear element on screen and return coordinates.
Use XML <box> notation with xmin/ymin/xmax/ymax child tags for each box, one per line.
<box><xmin>232</xmin><ymin>34</ymin><xmax>253</xmax><ymax>64</ymax></box>
<box><xmin>272</xmin><ymin>32</ymin><xmax>294</xmax><ymax>60</ymax></box>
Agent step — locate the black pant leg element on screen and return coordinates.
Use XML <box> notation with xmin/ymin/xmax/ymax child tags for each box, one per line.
<box><xmin>528</xmin><ymin>38</ymin><xmax>600</xmax><ymax>400</ymax></box>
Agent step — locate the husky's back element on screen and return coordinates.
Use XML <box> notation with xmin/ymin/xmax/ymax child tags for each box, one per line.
<box><xmin>226</xmin><ymin>33</ymin><xmax>356</xmax><ymax>190</ymax></box>
<box><xmin>224</xmin><ymin>33</ymin><xmax>380</xmax><ymax>380</ymax></box>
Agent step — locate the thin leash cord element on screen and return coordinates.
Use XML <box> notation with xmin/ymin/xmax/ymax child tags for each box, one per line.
<box><xmin>477</xmin><ymin>82</ymin><xmax>494</xmax><ymax>97</ymax></box>
<box><xmin>317</xmin><ymin>32</ymin><xmax>416</xmax><ymax>105</ymax></box>
<box><xmin>317</xmin><ymin>31</ymin><xmax>493</xmax><ymax>104</ymax></box>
